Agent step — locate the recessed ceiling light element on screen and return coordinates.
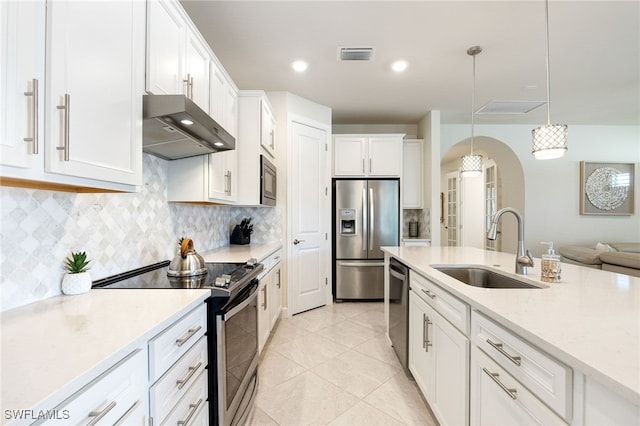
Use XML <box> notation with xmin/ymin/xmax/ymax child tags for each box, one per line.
<box><xmin>291</xmin><ymin>60</ymin><xmax>308</xmax><ymax>72</ymax></box>
<box><xmin>180</xmin><ymin>119</ymin><xmax>194</xmax><ymax>125</ymax></box>
<box><xmin>391</xmin><ymin>60</ymin><xmax>408</xmax><ymax>72</ymax></box>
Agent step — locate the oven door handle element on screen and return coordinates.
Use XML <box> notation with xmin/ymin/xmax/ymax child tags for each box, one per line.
<box><xmin>222</xmin><ymin>288</ymin><xmax>258</xmax><ymax>320</ymax></box>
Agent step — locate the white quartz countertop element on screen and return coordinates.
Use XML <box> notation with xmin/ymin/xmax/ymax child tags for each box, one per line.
<box><xmin>0</xmin><ymin>288</ymin><xmax>210</xmax><ymax>415</ymax></box>
<box><xmin>382</xmin><ymin>246</ymin><xmax>640</xmax><ymax>404</ymax></box>
<box><xmin>200</xmin><ymin>241</ymin><xmax>282</xmax><ymax>263</ymax></box>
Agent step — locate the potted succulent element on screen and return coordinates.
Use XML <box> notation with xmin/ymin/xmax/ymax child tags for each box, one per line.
<box><xmin>61</xmin><ymin>251</ymin><xmax>92</xmax><ymax>295</ymax></box>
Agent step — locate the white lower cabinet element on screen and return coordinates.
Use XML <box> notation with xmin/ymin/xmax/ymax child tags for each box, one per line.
<box><xmin>39</xmin><ymin>349</ymin><xmax>148</xmax><ymax>425</ymax></box>
<box><xmin>148</xmin><ymin>304</ymin><xmax>208</xmax><ymax>424</ymax></box>
<box><xmin>471</xmin><ymin>346</ymin><xmax>566</xmax><ymax>425</ymax></box>
<box><xmin>409</xmin><ymin>290</ymin><xmax>469</xmax><ymax>426</ymax></box>
<box><xmin>258</xmin><ymin>249</ymin><xmax>283</xmax><ymax>354</ymax></box>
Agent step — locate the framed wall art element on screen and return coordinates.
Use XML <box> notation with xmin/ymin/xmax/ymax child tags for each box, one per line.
<box><xmin>580</xmin><ymin>161</ymin><xmax>635</xmax><ymax>215</ymax></box>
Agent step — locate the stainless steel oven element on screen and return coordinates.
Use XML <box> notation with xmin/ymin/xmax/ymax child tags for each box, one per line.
<box><xmin>93</xmin><ymin>259</ymin><xmax>263</xmax><ymax>426</ymax></box>
<box><xmin>260</xmin><ymin>155</ymin><xmax>276</xmax><ymax>206</ymax></box>
<box><xmin>212</xmin><ymin>277</ymin><xmax>260</xmax><ymax>426</ymax></box>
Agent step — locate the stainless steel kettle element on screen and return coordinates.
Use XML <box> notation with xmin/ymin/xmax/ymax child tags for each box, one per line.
<box><xmin>167</xmin><ymin>238</ymin><xmax>207</xmax><ymax>277</ymax></box>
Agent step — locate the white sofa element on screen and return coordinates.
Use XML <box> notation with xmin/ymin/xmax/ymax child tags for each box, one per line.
<box><xmin>558</xmin><ymin>242</ymin><xmax>640</xmax><ymax>278</ymax></box>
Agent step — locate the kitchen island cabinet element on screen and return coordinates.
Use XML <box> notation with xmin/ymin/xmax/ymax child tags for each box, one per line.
<box><xmin>1</xmin><ymin>0</ymin><xmax>144</xmax><ymax>192</ymax></box>
<box><xmin>0</xmin><ymin>288</ymin><xmax>210</xmax><ymax>425</ymax></box>
<box><xmin>382</xmin><ymin>246</ymin><xmax>640</xmax><ymax>425</ymax></box>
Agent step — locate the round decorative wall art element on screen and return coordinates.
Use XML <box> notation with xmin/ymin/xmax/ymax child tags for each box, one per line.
<box><xmin>585</xmin><ymin>167</ymin><xmax>628</xmax><ymax>210</ymax></box>
<box><xmin>580</xmin><ymin>161</ymin><xmax>635</xmax><ymax>215</ymax></box>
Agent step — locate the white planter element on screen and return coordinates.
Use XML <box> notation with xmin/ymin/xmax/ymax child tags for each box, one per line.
<box><xmin>61</xmin><ymin>272</ymin><xmax>92</xmax><ymax>295</ymax></box>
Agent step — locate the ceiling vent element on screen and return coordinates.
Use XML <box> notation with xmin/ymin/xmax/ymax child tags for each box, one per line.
<box><xmin>476</xmin><ymin>100</ymin><xmax>546</xmax><ymax>115</ymax></box>
<box><xmin>338</xmin><ymin>47</ymin><xmax>375</xmax><ymax>61</ymax></box>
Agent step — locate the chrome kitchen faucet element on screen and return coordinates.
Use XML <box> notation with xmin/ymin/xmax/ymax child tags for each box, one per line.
<box><xmin>487</xmin><ymin>207</ymin><xmax>534</xmax><ymax>275</ymax></box>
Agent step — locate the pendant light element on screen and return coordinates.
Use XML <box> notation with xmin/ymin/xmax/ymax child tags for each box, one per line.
<box><xmin>532</xmin><ymin>0</ymin><xmax>568</xmax><ymax>159</ymax></box>
<box><xmin>461</xmin><ymin>46</ymin><xmax>483</xmax><ymax>178</ymax></box>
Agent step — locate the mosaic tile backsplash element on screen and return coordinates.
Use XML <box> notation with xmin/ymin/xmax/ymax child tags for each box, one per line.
<box><xmin>0</xmin><ymin>154</ymin><xmax>282</xmax><ymax>312</ymax></box>
<box><xmin>402</xmin><ymin>208</ymin><xmax>431</xmax><ymax>239</ymax></box>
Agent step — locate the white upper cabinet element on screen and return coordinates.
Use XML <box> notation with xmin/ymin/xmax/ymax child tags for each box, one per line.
<box><xmin>146</xmin><ymin>0</ymin><xmax>211</xmax><ymax>113</ymax></box>
<box><xmin>184</xmin><ymin>30</ymin><xmax>211</xmax><ymax>112</ymax></box>
<box><xmin>210</xmin><ymin>62</ymin><xmax>238</xmax><ymax>138</ymax></box>
<box><xmin>260</xmin><ymin>100</ymin><xmax>276</xmax><ymax>157</ymax></box>
<box><xmin>1</xmin><ymin>0</ymin><xmax>144</xmax><ymax>191</ymax></box>
<box><xmin>333</xmin><ymin>134</ymin><xmax>403</xmax><ymax>177</ymax></box>
<box><xmin>0</xmin><ymin>0</ymin><xmax>45</xmax><ymax>172</ymax></box>
<box><xmin>236</xmin><ymin>90</ymin><xmax>277</xmax><ymax>206</ymax></box>
<box><xmin>146</xmin><ymin>0</ymin><xmax>186</xmax><ymax>96</ymax></box>
<box><xmin>403</xmin><ymin>139</ymin><xmax>423</xmax><ymax>209</ymax></box>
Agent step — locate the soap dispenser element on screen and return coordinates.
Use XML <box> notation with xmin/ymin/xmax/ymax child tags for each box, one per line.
<box><xmin>540</xmin><ymin>242</ymin><xmax>561</xmax><ymax>283</ymax></box>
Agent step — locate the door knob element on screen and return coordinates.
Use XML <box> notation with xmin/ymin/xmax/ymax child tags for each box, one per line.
<box><xmin>293</xmin><ymin>239</ymin><xmax>305</xmax><ymax>245</ymax></box>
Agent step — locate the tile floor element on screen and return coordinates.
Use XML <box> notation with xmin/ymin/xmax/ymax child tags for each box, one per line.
<box><xmin>248</xmin><ymin>302</ymin><xmax>437</xmax><ymax>426</ymax></box>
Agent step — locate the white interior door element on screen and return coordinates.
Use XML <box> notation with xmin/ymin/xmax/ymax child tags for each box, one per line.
<box><xmin>288</xmin><ymin>120</ymin><xmax>329</xmax><ymax>315</ymax></box>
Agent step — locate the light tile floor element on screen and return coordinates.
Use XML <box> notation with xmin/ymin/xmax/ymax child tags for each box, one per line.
<box><xmin>248</xmin><ymin>302</ymin><xmax>437</xmax><ymax>426</ymax></box>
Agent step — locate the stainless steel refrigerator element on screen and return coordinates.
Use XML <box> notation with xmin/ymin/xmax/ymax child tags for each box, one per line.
<box><xmin>333</xmin><ymin>179</ymin><xmax>399</xmax><ymax>300</ymax></box>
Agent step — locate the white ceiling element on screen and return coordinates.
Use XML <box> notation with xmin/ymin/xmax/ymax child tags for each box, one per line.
<box><xmin>180</xmin><ymin>1</ymin><xmax>639</xmax><ymax>126</ymax></box>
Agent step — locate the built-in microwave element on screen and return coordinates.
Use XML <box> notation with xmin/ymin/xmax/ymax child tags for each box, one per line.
<box><xmin>260</xmin><ymin>155</ymin><xmax>276</xmax><ymax>206</ymax></box>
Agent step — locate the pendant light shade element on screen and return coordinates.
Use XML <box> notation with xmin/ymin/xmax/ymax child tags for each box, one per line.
<box><xmin>460</xmin><ymin>154</ymin><xmax>483</xmax><ymax>177</ymax></box>
<box><xmin>461</xmin><ymin>46</ymin><xmax>483</xmax><ymax>178</ymax></box>
<box><xmin>532</xmin><ymin>0</ymin><xmax>568</xmax><ymax>159</ymax></box>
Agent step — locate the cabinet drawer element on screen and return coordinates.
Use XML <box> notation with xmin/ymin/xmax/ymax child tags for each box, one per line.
<box><xmin>410</xmin><ymin>270</ymin><xmax>469</xmax><ymax>335</ymax></box>
<box><xmin>150</xmin><ymin>336</ymin><xmax>207</xmax><ymax>422</ymax></box>
<box><xmin>40</xmin><ymin>348</ymin><xmax>146</xmax><ymax>425</ymax></box>
<box><xmin>149</xmin><ymin>304</ymin><xmax>207</xmax><ymax>382</ymax></box>
<box><xmin>471</xmin><ymin>346</ymin><xmax>567</xmax><ymax>425</ymax></box>
<box><xmin>161</xmin><ymin>369</ymin><xmax>208</xmax><ymax>426</ymax></box>
<box><xmin>472</xmin><ymin>311</ymin><xmax>572</xmax><ymax>419</ymax></box>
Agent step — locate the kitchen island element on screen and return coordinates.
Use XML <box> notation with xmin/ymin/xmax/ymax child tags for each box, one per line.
<box><xmin>383</xmin><ymin>245</ymin><xmax>639</xmax><ymax>425</ymax></box>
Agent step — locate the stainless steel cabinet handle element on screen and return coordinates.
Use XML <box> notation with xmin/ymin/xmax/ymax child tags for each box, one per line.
<box><xmin>177</xmin><ymin>398</ymin><xmax>203</xmax><ymax>426</ymax></box>
<box><xmin>425</xmin><ymin>315</ymin><xmax>432</xmax><ymax>352</ymax></box>
<box><xmin>487</xmin><ymin>339</ymin><xmax>522</xmax><ymax>366</ymax></box>
<box><xmin>183</xmin><ymin>73</ymin><xmax>193</xmax><ymax>99</ymax></box>
<box><xmin>56</xmin><ymin>94</ymin><xmax>70</xmax><ymax>161</ymax></box>
<box><xmin>422</xmin><ymin>313</ymin><xmax>427</xmax><ymax>349</ymax></box>
<box><xmin>23</xmin><ymin>78</ymin><xmax>39</xmax><ymax>154</ymax></box>
<box><xmin>369</xmin><ymin>158</ymin><xmax>372</xmax><ymax>173</ymax></box>
<box><xmin>225</xmin><ymin>170</ymin><xmax>232</xmax><ymax>194</ymax></box>
<box><xmin>362</xmin><ymin>158</ymin><xmax>365</xmax><ymax>173</ymax></box>
<box><xmin>293</xmin><ymin>239</ymin><xmax>305</xmax><ymax>245</ymax></box>
<box><xmin>276</xmin><ymin>270</ymin><xmax>281</xmax><ymax>288</ymax></box>
<box><xmin>421</xmin><ymin>288</ymin><xmax>436</xmax><ymax>299</ymax></box>
<box><xmin>87</xmin><ymin>401</ymin><xmax>117</xmax><ymax>426</ymax></box>
<box><xmin>262</xmin><ymin>286</ymin><xmax>267</xmax><ymax>310</ymax></box>
<box><xmin>175</xmin><ymin>325</ymin><xmax>202</xmax><ymax>347</ymax></box>
<box><xmin>482</xmin><ymin>368</ymin><xmax>517</xmax><ymax>400</ymax></box>
<box><xmin>176</xmin><ymin>361</ymin><xmax>202</xmax><ymax>389</ymax></box>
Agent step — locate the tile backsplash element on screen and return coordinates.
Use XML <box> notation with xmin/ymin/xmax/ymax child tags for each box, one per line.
<box><xmin>0</xmin><ymin>154</ymin><xmax>281</xmax><ymax>312</ymax></box>
<box><xmin>402</xmin><ymin>209</ymin><xmax>431</xmax><ymax>239</ymax></box>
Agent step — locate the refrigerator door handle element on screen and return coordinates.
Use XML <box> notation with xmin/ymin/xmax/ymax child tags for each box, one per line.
<box><xmin>362</xmin><ymin>187</ymin><xmax>367</xmax><ymax>252</ymax></box>
<box><xmin>369</xmin><ymin>187</ymin><xmax>374</xmax><ymax>250</ymax></box>
<box><xmin>336</xmin><ymin>261</ymin><xmax>385</xmax><ymax>267</ymax></box>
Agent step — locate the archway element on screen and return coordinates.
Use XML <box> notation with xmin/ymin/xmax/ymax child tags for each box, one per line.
<box><xmin>440</xmin><ymin>136</ymin><xmax>525</xmax><ymax>254</ymax></box>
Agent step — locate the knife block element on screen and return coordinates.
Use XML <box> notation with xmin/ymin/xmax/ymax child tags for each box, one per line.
<box><xmin>230</xmin><ymin>225</ymin><xmax>251</xmax><ymax>245</ymax></box>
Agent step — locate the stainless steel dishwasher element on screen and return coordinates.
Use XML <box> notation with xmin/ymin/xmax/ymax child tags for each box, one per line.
<box><xmin>388</xmin><ymin>257</ymin><xmax>409</xmax><ymax>370</ymax></box>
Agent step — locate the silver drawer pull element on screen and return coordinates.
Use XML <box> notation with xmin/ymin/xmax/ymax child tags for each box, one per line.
<box><xmin>23</xmin><ymin>78</ymin><xmax>39</xmax><ymax>154</ymax></box>
<box><xmin>487</xmin><ymin>339</ymin><xmax>522</xmax><ymax>366</ymax></box>
<box><xmin>421</xmin><ymin>288</ymin><xmax>436</xmax><ymax>299</ymax></box>
<box><xmin>483</xmin><ymin>368</ymin><xmax>517</xmax><ymax>400</ymax></box>
<box><xmin>87</xmin><ymin>401</ymin><xmax>117</xmax><ymax>426</ymax></box>
<box><xmin>176</xmin><ymin>326</ymin><xmax>202</xmax><ymax>347</ymax></box>
<box><xmin>177</xmin><ymin>398</ymin><xmax>203</xmax><ymax>425</ymax></box>
<box><xmin>177</xmin><ymin>361</ymin><xmax>202</xmax><ymax>389</ymax></box>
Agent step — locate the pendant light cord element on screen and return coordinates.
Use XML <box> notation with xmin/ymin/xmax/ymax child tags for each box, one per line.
<box><xmin>471</xmin><ymin>51</ymin><xmax>476</xmax><ymax>155</ymax></box>
<box><xmin>545</xmin><ymin>0</ymin><xmax>552</xmax><ymax>125</ymax></box>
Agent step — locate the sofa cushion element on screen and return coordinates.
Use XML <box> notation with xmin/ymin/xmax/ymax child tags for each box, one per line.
<box><xmin>599</xmin><ymin>251</ymin><xmax>640</xmax><ymax>269</ymax></box>
<box><xmin>558</xmin><ymin>246</ymin><xmax>603</xmax><ymax>265</ymax></box>
<box><xmin>608</xmin><ymin>242</ymin><xmax>640</xmax><ymax>253</ymax></box>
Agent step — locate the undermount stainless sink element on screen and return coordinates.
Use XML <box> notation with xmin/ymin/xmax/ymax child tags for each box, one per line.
<box><xmin>431</xmin><ymin>265</ymin><xmax>547</xmax><ymax>289</ymax></box>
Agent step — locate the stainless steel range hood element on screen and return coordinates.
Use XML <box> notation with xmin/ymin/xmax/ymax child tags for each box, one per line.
<box><xmin>143</xmin><ymin>94</ymin><xmax>235</xmax><ymax>160</ymax></box>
